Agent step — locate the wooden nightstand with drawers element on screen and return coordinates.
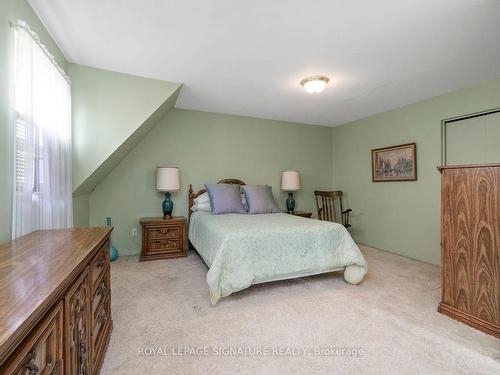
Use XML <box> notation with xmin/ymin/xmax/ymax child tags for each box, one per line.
<box><xmin>139</xmin><ymin>217</ymin><xmax>186</xmax><ymax>261</ymax></box>
<box><xmin>285</xmin><ymin>211</ymin><xmax>313</xmax><ymax>218</ymax></box>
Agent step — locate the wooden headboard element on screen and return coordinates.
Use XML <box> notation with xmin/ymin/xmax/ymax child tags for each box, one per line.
<box><xmin>188</xmin><ymin>179</ymin><xmax>246</xmax><ymax>220</ymax></box>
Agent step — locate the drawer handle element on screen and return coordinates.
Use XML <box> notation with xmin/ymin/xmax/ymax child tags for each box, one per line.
<box><xmin>159</xmin><ymin>228</ymin><xmax>168</xmax><ymax>234</ymax></box>
<box><xmin>24</xmin><ymin>352</ymin><xmax>39</xmax><ymax>375</ymax></box>
<box><xmin>160</xmin><ymin>240</ymin><xmax>174</xmax><ymax>245</ymax></box>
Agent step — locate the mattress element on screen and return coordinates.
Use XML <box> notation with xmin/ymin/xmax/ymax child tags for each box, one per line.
<box><xmin>188</xmin><ymin>211</ymin><xmax>367</xmax><ymax>304</ymax></box>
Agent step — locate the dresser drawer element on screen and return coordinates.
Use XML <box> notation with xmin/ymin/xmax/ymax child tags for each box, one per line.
<box><xmin>92</xmin><ymin>294</ymin><xmax>111</xmax><ymax>372</ymax></box>
<box><xmin>147</xmin><ymin>225</ymin><xmax>180</xmax><ymax>240</ymax></box>
<box><xmin>92</xmin><ymin>270</ymin><xmax>110</xmax><ymax>320</ymax></box>
<box><xmin>147</xmin><ymin>238</ymin><xmax>180</xmax><ymax>253</ymax></box>
<box><xmin>90</xmin><ymin>240</ymin><xmax>109</xmax><ymax>292</ymax></box>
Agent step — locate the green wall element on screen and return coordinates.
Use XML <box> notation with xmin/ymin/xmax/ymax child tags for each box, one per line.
<box><xmin>73</xmin><ymin>194</ymin><xmax>90</xmax><ymax>228</ymax></box>
<box><xmin>332</xmin><ymin>77</ymin><xmax>500</xmax><ymax>265</ymax></box>
<box><xmin>69</xmin><ymin>64</ymin><xmax>181</xmax><ymax>226</ymax></box>
<box><xmin>0</xmin><ymin>0</ymin><xmax>67</xmax><ymax>242</ymax></box>
<box><xmin>69</xmin><ymin>63</ymin><xmax>181</xmax><ymax>193</ymax></box>
<box><xmin>89</xmin><ymin>109</ymin><xmax>334</xmax><ymax>255</ymax></box>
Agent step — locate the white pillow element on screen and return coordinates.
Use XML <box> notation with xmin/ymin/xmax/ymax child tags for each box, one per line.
<box><xmin>191</xmin><ymin>191</ymin><xmax>247</xmax><ymax>211</ymax></box>
<box><xmin>241</xmin><ymin>193</ymin><xmax>248</xmax><ymax>210</ymax></box>
<box><xmin>191</xmin><ymin>192</ymin><xmax>211</xmax><ymax>212</ymax></box>
<box><xmin>194</xmin><ymin>192</ymin><xmax>210</xmax><ymax>205</ymax></box>
<box><xmin>191</xmin><ymin>201</ymin><xmax>211</xmax><ymax>212</ymax></box>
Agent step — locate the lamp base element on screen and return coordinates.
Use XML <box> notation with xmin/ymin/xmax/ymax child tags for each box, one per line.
<box><xmin>286</xmin><ymin>192</ymin><xmax>295</xmax><ymax>213</ymax></box>
<box><xmin>162</xmin><ymin>192</ymin><xmax>174</xmax><ymax>219</ymax></box>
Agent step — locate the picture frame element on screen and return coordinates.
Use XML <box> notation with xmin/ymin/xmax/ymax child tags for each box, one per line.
<box><xmin>372</xmin><ymin>143</ymin><xmax>417</xmax><ymax>182</ymax></box>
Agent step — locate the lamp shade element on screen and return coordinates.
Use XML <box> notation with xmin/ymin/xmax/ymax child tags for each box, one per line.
<box><xmin>156</xmin><ymin>167</ymin><xmax>180</xmax><ymax>192</ymax></box>
<box><xmin>281</xmin><ymin>171</ymin><xmax>300</xmax><ymax>191</ymax></box>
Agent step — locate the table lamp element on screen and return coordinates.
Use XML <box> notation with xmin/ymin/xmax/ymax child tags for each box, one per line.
<box><xmin>281</xmin><ymin>171</ymin><xmax>300</xmax><ymax>213</ymax></box>
<box><xmin>157</xmin><ymin>167</ymin><xmax>180</xmax><ymax>219</ymax></box>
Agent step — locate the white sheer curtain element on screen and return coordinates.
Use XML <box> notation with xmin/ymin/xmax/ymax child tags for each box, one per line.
<box><xmin>12</xmin><ymin>21</ymin><xmax>72</xmax><ymax>239</ymax></box>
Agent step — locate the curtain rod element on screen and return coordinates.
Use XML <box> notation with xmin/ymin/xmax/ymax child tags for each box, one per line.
<box><xmin>10</xmin><ymin>19</ymin><xmax>71</xmax><ymax>84</ymax></box>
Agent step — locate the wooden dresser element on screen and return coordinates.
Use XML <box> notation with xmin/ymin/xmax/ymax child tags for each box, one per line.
<box><xmin>0</xmin><ymin>227</ymin><xmax>113</xmax><ymax>374</ymax></box>
<box><xmin>438</xmin><ymin>163</ymin><xmax>499</xmax><ymax>338</ymax></box>
<box><xmin>140</xmin><ymin>217</ymin><xmax>186</xmax><ymax>261</ymax></box>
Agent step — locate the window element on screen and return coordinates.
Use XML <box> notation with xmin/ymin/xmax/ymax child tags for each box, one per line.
<box><xmin>12</xmin><ymin>20</ymin><xmax>72</xmax><ymax>239</ymax></box>
<box><xmin>15</xmin><ymin>114</ymin><xmax>26</xmax><ymax>193</ymax></box>
<box><xmin>15</xmin><ymin>113</ymin><xmax>44</xmax><ymax>194</ymax></box>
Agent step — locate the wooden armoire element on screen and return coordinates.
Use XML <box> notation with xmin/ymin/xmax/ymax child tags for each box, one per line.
<box><xmin>438</xmin><ymin>163</ymin><xmax>499</xmax><ymax>338</ymax></box>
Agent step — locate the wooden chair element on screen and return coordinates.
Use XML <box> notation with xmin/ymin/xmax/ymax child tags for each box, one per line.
<box><xmin>314</xmin><ymin>190</ymin><xmax>352</xmax><ymax>229</ymax></box>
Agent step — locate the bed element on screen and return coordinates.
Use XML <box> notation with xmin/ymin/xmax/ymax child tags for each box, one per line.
<box><xmin>188</xmin><ymin>179</ymin><xmax>368</xmax><ymax>305</ymax></box>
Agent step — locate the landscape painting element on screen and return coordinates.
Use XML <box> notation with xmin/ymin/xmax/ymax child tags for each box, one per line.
<box><xmin>372</xmin><ymin>143</ymin><xmax>417</xmax><ymax>181</ymax></box>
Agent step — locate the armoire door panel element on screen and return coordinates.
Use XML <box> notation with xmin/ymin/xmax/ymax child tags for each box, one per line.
<box><xmin>438</xmin><ymin>164</ymin><xmax>500</xmax><ymax>338</ymax></box>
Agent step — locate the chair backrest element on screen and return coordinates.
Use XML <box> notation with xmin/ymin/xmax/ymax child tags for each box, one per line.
<box><xmin>314</xmin><ymin>190</ymin><xmax>343</xmax><ymax>222</ymax></box>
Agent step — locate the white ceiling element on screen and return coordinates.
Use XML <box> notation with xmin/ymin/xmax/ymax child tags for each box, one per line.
<box><xmin>29</xmin><ymin>0</ymin><xmax>500</xmax><ymax>127</ymax></box>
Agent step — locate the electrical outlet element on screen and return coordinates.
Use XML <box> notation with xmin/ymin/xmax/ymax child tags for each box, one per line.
<box><xmin>131</xmin><ymin>227</ymin><xmax>137</xmax><ymax>237</ymax></box>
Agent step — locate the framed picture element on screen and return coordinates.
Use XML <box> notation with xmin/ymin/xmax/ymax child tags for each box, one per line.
<box><xmin>372</xmin><ymin>143</ymin><xmax>417</xmax><ymax>182</ymax></box>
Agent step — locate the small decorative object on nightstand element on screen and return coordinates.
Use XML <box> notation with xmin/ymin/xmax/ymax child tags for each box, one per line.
<box><xmin>156</xmin><ymin>166</ymin><xmax>180</xmax><ymax>219</ymax></box>
<box><xmin>281</xmin><ymin>170</ymin><xmax>300</xmax><ymax>213</ymax></box>
<box><xmin>140</xmin><ymin>216</ymin><xmax>186</xmax><ymax>261</ymax></box>
<box><xmin>286</xmin><ymin>211</ymin><xmax>312</xmax><ymax>218</ymax></box>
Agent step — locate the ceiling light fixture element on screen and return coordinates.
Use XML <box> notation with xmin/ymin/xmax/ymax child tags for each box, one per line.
<box><xmin>300</xmin><ymin>75</ymin><xmax>330</xmax><ymax>94</ymax></box>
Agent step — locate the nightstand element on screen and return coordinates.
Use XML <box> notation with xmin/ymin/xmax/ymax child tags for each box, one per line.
<box><xmin>139</xmin><ymin>216</ymin><xmax>186</xmax><ymax>261</ymax></box>
<box><xmin>285</xmin><ymin>211</ymin><xmax>313</xmax><ymax>218</ymax></box>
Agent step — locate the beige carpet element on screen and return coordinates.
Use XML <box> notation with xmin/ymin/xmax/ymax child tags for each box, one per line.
<box><xmin>101</xmin><ymin>245</ymin><xmax>500</xmax><ymax>374</ymax></box>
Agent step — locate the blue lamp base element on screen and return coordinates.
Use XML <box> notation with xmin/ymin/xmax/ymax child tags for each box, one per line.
<box><xmin>286</xmin><ymin>192</ymin><xmax>296</xmax><ymax>213</ymax></box>
<box><xmin>162</xmin><ymin>192</ymin><xmax>174</xmax><ymax>219</ymax></box>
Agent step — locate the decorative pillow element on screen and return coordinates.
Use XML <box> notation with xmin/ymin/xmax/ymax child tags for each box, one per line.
<box><xmin>242</xmin><ymin>185</ymin><xmax>281</xmax><ymax>214</ymax></box>
<box><xmin>204</xmin><ymin>184</ymin><xmax>248</xmax><ymax>214</ymax></box>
